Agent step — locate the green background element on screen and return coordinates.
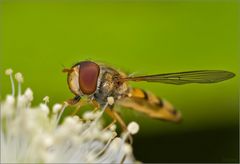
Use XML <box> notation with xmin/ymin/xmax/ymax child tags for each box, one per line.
<box><xmin>1</xmin><ymin>0</ymin><xmax>239</xmax><ymax>162</ymax></box>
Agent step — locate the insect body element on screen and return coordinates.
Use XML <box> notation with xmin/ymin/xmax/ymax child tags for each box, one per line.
<box><xmin>63</xmin><ymin>61</ymin><xmax>235</xmax><ymax>130</ymax></box>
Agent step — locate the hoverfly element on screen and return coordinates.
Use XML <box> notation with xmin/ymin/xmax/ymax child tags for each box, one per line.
<box><xmin>63</xmin><ymin>61</ymin><xmax>235</xmax><ymax>131</ymax></box>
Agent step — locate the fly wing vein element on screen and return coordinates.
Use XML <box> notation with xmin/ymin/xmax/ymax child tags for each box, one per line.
<box><xmin>125</xmin><ymin>70</ymin><xmax>235</xmax><ymax>84</ymax></box>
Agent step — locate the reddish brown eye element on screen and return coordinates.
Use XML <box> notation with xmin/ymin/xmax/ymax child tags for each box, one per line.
<box><xmin>79</xmin><ymin>61</ymin><xmax>100</xmax><ymax>95</ymax></box>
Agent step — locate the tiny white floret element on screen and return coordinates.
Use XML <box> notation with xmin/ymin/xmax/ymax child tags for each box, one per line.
<box><xmin>15</xmin><ymin>72</ymin><xmax>23</xmax><ymax>83</ymax></box>
<box><xmin>110</xmin><ymin>137</ymin><xmax>122</xmax><ymax>150</ymax></box>
<box><xmin>107</xmin><ymin>96</ymin><xmax>115</xmax><ymax>105</ymax></box>
<box><xmin>72</xmin><ymin>115</ymin><xmax>80</xmax><ymax>121</ymax></box>
<box><xmin>5</xmin><ymin>68</ymin><xmax>13</xmax><ymax>75</ymax></box>
<box><xmin>6</xmin><ymin>95</ymin><xmax>15</xmax><ymax>105</ymax></box>
<box><xmin>43</xmin><ymin>136</ymin><xmax>54</xmax><ymax>147</ymax></box>
<box><xmin>127</xmin><ymin>122</ymin><xmax>139</xmax><ymax>135</ymax></box>
<box><xmin>123</xmin><ymin>144</ymin><xmax>133</xmax><ymax>154</ymax></box>
<box><xmin>39</xmin><ymin>103</ymin><xmax>49</xmax><ymax>115</ymax></box>
<box><xmin>83</xmin><ymin>111</ymin><xmax>95</xmax><ymax>120</ymax></box>
<box><xmin>43</xmin><ymin>96</ymin><xmax>50</xmax><ymax>104</ymax></box>
<box><xmin>65</xmin><ymin>117</ymin><xmax>77</xmax><ymax>127</ymax></box>
<box><xmin>110</xmin><ymin>124</ymin><xmax>117</xmax><ymax>131</ymax></box>
<box><xmin>24</xmin><ymin>88</ymin><xmax>33</xmax><ymax>101</ymax></box>
<box><xmin>52</xmin><ymin>103</ymin><xmax>62</xmax><ymax>113</ymax></box>
<box><xmin>100</xmin><ymin>131</ymin><xmax>113</xmax><ymax>141</ymax></box>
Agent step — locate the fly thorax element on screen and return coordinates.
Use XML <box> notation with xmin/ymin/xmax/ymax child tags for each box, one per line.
<box><xmin>102</xmin><ymin>73</ymin><xmax>115</xmax><ymax>94</ymax></box>
<box><xmin>115</xmin><ymin>82</ymin><xmax>129</xmax><ymax>96</ymax></box>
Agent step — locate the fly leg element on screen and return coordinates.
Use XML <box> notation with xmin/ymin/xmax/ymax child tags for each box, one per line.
<box><xmin>105</xmin><ymin>108</ymin><xmax>127</xmax><ymax>131</ymax></box>
<box><xmin>105</xmin><ymin>108</ymin><xmax>133</xmax><ymax>143</ymax></box>
<box><xmin>65</xmin><ymin>95</ymin><xmax>81</xmax><ymax>106</ymax></box>
<box><xmin>103</xmin><ymin>119</ymin><xmax>117</xmax><ymax>131</ymax></box>
<box><xmin>91</xmin><ymin>99</ymin><xmax>101</xmax><ymax>112</ymax></box>
<box><xmin>64</xmin><ymin>96</ymin><xmax>82</xmax><ymax>116</ymax></box>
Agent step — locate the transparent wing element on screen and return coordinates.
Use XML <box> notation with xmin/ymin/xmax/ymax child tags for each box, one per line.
<box><xmin>124</xmin><ymin>70</ymin><xmax>235</xmax><ymax>85</ymax></box>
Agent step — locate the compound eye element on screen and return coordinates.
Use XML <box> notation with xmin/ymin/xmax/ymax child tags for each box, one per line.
<box><xmin>79</xmin><ymin>61</ymin><xmax>100</xmax><ymax>95</ymax></box>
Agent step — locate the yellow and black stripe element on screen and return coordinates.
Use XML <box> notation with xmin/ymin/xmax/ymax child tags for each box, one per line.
<box><xmin>118</xmin><ymin>88</ymin><xmax>182</xmax><ymax>123</ymax></box>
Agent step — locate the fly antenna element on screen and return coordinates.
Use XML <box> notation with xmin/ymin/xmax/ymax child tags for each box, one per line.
<box><xmin>62</xmin><ymin>68</ymin><xmax>73</xmax><ymax>73</ymax></box>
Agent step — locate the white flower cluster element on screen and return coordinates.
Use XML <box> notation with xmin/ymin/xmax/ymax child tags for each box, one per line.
<box><xmin>1</xmin><ymin>69</ymin><xmax>139</xmax><ymax>163</ymax></box>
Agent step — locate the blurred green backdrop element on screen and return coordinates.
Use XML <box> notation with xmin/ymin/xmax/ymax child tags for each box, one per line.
<box><xmin>1</xmin><ymin>0</ymin><xmax>239</xmax><ymax>162</ymax></box>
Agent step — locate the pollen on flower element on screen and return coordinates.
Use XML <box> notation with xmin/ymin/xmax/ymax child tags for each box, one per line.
<box><xmin>1</xmin><ymin>69</ymin><xmax>138</xmax><ymax>164</ymax></box>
